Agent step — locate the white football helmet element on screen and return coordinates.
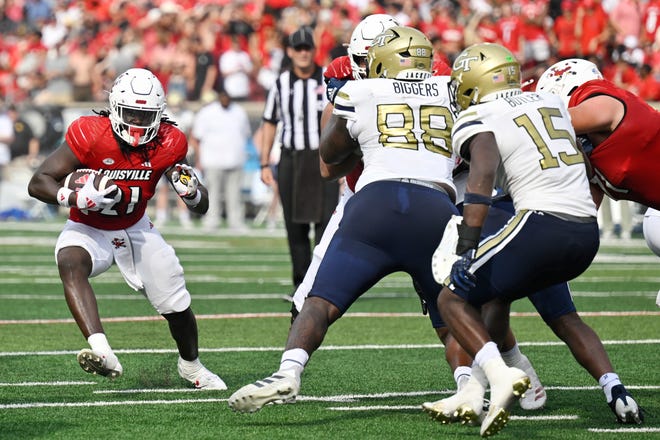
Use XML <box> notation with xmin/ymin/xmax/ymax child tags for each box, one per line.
<box><xmin>536</xmin><ymin>58</ymin><xmax>603</xmax><ymax>106</ymax></box>
<box><xmin>109</xmin><ymin>68</ymin><xmax>166</xmax><ymax>146</ymax></box>
<box><xmin>347</xmin><ymin>14</ymin><xmax>399</xmax><ymax>80</ymax></box>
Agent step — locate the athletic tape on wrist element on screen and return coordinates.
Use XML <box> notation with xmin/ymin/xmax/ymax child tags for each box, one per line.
<box><xmin>57</xmin><ymin>187</ymin><xmax>73</xmax><ymax>208</ymax></box>
<box><xmin>182</xmin><ymin>190</ymin><xmax>202</xmax><ymax>207</ymax></box>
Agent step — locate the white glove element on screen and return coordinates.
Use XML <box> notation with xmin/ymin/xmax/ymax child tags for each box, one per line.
<box><xmin>431</xmin><ymin>215</ymin><xmax>463</xmax><ymax>284</ymax></box>
<box><xmin>76</xmin><ymin>174</ymin><xmax>117</xmax><ymax>212</ymax></box>
<box><xmin>170</xmin><ymin>164</ymin><xmax>199</xmax><ymax>198</ymax></box>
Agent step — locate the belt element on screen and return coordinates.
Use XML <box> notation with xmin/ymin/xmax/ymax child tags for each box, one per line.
<box><xmin>391</xmin><ymin>178</ymin><xmax>450</xmax><ymax>195</ymax></box>
<box><xmin>541</xmin><ymin>211</ymin><xmax>597</xmax><ymax>223</ymax></box>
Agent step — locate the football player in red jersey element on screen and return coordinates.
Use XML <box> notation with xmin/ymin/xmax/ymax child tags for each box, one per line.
<box><xmin>27</xmin><ymin>68</ymin><xmax>226</xmax><ymax>389</ymax></box>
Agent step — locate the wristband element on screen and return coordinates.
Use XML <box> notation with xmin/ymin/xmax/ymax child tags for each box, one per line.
<box><xmin>463</xmin><ymin>192</ymin><xmax>492</xmax><ymax>206</ymax></box>
<box><xmin>456</xmin><ymin>222</ymin><xmax>482</xmax><ymax>255</ymax></box>
<box><xmin>182</xmin><ymin>189</ymin><xmax>202</xmax><ymax>207</ymax></box>
<box><xmin>260</xmin><ymin>163</ymin><xmax>269</xmax><ymax>169</ymax></box>
<box><xmin>57</xmin><ymin>187</ymin><xmax>73</xmax><ymax>208</ymax></box>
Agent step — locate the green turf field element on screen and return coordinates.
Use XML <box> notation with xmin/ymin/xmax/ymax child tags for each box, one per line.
<box><xmin>0</xmin><ymin>219</ymin><xmax>658</xmax><ymax>439</ymax></box>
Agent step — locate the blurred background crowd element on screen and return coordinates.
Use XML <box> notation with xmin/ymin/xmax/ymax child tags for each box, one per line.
<box><xmin>0</xmin><ymin>0</ymin><xmax>658</xmax><ymax>233</ymax></box>
<box><xmin>2</xmin><ymin>0</ymin><xmax>660</xmax><ymax>108</ymax></box>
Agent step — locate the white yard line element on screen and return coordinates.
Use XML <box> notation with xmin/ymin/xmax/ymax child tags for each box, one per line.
<box><xmin>1</xmin><ymin>340</ymin><xmax>658</xmax><ymax>358</ymax></box>
<box><xmin>1</xmin><ymin>310</ymin><xmax>659</xmax><ymax>325</ymax></box>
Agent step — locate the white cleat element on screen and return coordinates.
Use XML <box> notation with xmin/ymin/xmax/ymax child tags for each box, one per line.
<box><xmin>177</xmin><ymin>358</ymin><xmax>227</xmax><ymax>390</ymax></box>
<box><xmin>422</xmin><ymin>379</ymin><xmax>486</xmax><ymax>425</ymax></box>
<box><xmin>228</xmin><ymin>369</ymin><xmax>300</xmax><ymax>413</ymax></box>
<box><xmin>77</xmin><ymin>349</ymin><xmax>123</xmax><ymax>379</ymax></box>
<box><xmin>481</xmin><ymin>363</ymin><xmax>530</xmax><ymax>437</ymax></box>
<box><xmin>514</xmin><ymin>354</ymin><xmax>547</xmax><ymax>410</ymax></box>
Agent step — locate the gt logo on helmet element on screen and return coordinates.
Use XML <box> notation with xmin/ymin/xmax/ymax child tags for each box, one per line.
<box><xmin>453</xmin><ymin>55</ymin><xmax>479</xmax><ymax>72</ymax></box>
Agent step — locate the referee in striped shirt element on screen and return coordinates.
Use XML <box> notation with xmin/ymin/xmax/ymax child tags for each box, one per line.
<box><xmin>259</xmin><ymin>26</ymin><xmax>339</xmax><ymax>290</ymax></box>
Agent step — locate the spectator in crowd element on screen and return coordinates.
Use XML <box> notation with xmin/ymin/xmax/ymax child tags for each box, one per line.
<box><xmin>550</xmin><ymin>0</ymin><xmax>579</xmax><ymax>59</ymax></box>
<box><xmin>0</xmin><ymin>102</ymin><xmax>14</xmax><ymax>184</ymax></box>
<box><xmin>154</xmin><ymin>92</ymin><xmax>196</xmax><ymax>229</ymax></box>
<box><xmin>258</xmin><ymin>25</ymin><xmax>339</xmax><ymax>290</ymax></box>
<box><xmin>495</xmin><ymin>2</ymin><xmax>525</xmax><ymax>62</ymax></box>
<box><xmin>608</xmin><ymin>0</ymin><xmax>642</xmax><ymax>47</ymax></box>
<box><xmin>219</xmin><ymin>35</ymin><xmax>254</xmax><ymax>101</ymax></box>
<box><xmin>7</xmin><ymin>104</ymin><xmax>39</xmax><ymax>162</ymax></box>
<box><xmin>190</xmin><ymin>35</ymin><xmax>218</xmax><ymax>101</ymax></box>
<box><xmin>575</xmin><ymin>0</ymin><xmax>609</xmax><ymax>59</ymax></box>
<box><xmin>0</xmin><ymin>0</ymin><xmax>657</xmax><ymax>113</ymax></box>
<box><xmin>641</xmin><ymin>0</ymin><xmax>660</xmax><ymax>44</ymax></box>
<box><xmin>191</xmin><ymin>89</ymin><xmax>251</xmax><ymax>231</ymax></box>
<box><xmin>634</xmin><ymin>63</ymin><xmax>660</xmax><ymax>100</ymax></box>
<box><xmin>68</xmin><ymin>40</ymin><xmax>96</xmax><ymax>102</ymax></box>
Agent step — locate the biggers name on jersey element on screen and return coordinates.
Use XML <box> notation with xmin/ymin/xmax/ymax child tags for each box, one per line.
<box><xmin>99</xmin><ymin>169</ymin><xmax>154</xmax><ymax>181</ymax></box>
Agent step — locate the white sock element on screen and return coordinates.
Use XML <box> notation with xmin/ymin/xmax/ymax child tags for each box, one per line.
<box><xmin>474</xmin><ymin>341</ymin><xmax>500</xmax><ymax>368</ymax></box>
<box><xmin>454</xmin><ymin>366</ymin><xmax>472</xmax><ymax>390</ymax></box>
<box><xmin>500</xmin><ymin>343</ymin><xmax>523</xmax><ymax>367</ymax></box>
<box><xmin>87</xmin><ymin>333</ymin><xmax>113</xmax><ymax>356</ymax></box>
<box><xmin>179</xmin><ymin>357</ymin><xmax>202</xmax><ymax>372</ymax></box>
<box><xmin>470</xmin><ymin>362</ymin><xmax>489</xmax><ymax>388</ymax></box>
<box><xmin>280</xmin><ymin>348</ymin><xmax>309</xmax><ymax>376</ymax></box>
<box><xmin>599</xmin><ymin>372</ymin><xmax>622</xmax><ymax>402</ymax></box>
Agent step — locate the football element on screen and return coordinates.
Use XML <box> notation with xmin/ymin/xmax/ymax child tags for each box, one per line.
<box><xmin>63</xmin><ymin>169</ymin><xmax>117</xmax><ymax>197</ymax></box>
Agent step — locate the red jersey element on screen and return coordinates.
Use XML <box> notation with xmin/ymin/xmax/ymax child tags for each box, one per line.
<box><xmin>65</xmin><ymin>116</ymin><xmax>188</xmax><ymax>230</ymax></box>
<box><xmin>569</xmin><ymin>79</ymin><xmax>660</xmax><ymax>208</ymax></box>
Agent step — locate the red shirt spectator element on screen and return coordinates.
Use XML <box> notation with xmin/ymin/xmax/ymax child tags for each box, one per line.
<box><xmin>576</xmin><ymin>0</ymin><xmax>609</xmax><ymax>57</ymax></box>
<box><xmin>475</xmin><ymin>14</ymin><xmax>499</xmax><ymax>44</ymax></box>
<box><xmin>632</xmin><ymin>64</ymin><xmax>660</xmax><ymax>100</ymax></box>
<box><xmin>552</xmin><ymin>1</ymin><xmax>580</xmax><ymax>58</ymax></box>
<box><xmin>602</xmin><ymin>58</ymin><xmax>640</xmax><ymax>91</ymax></box>
<box><xmin>642</xmin><ymin>0</ymin><xmax>660</xmax><ymax>44</ymax></box>
<box><xmin>496</xmin><ymin>3</ymin><xmax>525</xmax><ymax>60</ymax></box>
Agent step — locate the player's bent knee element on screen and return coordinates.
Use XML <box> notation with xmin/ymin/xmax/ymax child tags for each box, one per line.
<box><xmin>152</xmin><ymin>289</ymin><xmax>191</xmax><ymax>315</ymax></box>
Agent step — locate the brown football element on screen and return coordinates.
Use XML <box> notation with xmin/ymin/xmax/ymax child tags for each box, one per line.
<box><xmin>63</xmin><ymin>169</ymin><xmax>117</xmax><ymax>197</ymax></box>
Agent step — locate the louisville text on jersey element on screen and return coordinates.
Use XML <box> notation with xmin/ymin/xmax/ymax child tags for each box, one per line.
<box><xmin>98</xmin><ymin>169</ymin><xmax>154</xmax><ymax>181</ymax></box>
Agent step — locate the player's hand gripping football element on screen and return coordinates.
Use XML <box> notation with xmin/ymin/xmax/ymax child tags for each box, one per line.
<box><xmin>76</xmin><ymin>174</ymin><xmax>117</xmax><ymax>212</ymax></box>
<box><xmin>170</xmin><ymin>164</ymin><xmax>199</xmax><ymax>199</ymax></box>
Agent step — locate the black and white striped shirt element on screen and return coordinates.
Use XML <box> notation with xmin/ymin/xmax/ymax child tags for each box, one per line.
<box><xmin>262</xmin><ymin>66</ymin><xmax>328</xmax><ymax>151</ymax></box>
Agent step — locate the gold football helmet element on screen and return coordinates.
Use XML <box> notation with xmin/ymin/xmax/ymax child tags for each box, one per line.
<box><xmin>450</xmin><ymin>43</ymin><xmax>521</xmax><ymax>111</ymax></box>
<box><xmin>366</xmin><ymin>26</ymin><xmax>433</xmax><ymax>80</ymax></box>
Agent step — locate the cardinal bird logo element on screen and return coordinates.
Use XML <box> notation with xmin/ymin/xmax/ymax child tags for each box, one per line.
<box><xmin>111</xmin><ymin>237</ymin><xmax>126</xmax><ymax>249</ymax></box>
<box><xmin>549</xmin><ymin>66</ymin><xmax>572</xmax><ymax>78</ymax></box>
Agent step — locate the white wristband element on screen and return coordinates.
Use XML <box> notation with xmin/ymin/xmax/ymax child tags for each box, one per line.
<box><xmin>57</xmin><ymin>187</ymin><xmax>74</xmax><ymax>208</ymax></box>
<box><xmin>182</xmin><ymin>190</ymin><xmax>202</xmax><ymax>207</ymax></box>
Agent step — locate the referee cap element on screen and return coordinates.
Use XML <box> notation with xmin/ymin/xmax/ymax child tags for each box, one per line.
<box><xmin>289</xmin><ymin>26</ymin><xmax>315</xmax><ymax>49</ymax></box>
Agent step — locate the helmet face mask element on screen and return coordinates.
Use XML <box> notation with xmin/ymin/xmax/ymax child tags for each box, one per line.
<box><xmin>109</xmin><ymin>68</ymin><xmax>166</xmax><ymax>147</ymax></box>
<box><xmin>450</xmin><ymin>43</ymin><xmax>521</xmax><ymax>111</ymax></box>
<box><xmin>366</xmin><ymin>26</ymin><xmax>433</xmax><ymax>81</ymax></box>
<box><xmin>536</xmin><ymin>59</ymin><xmax>603</xmax><ymax>106</ymax></box>
<box><xmin>347</xmin><ymin>14</ymin><xmax>399</xmax><ymax>80</ymax></box>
